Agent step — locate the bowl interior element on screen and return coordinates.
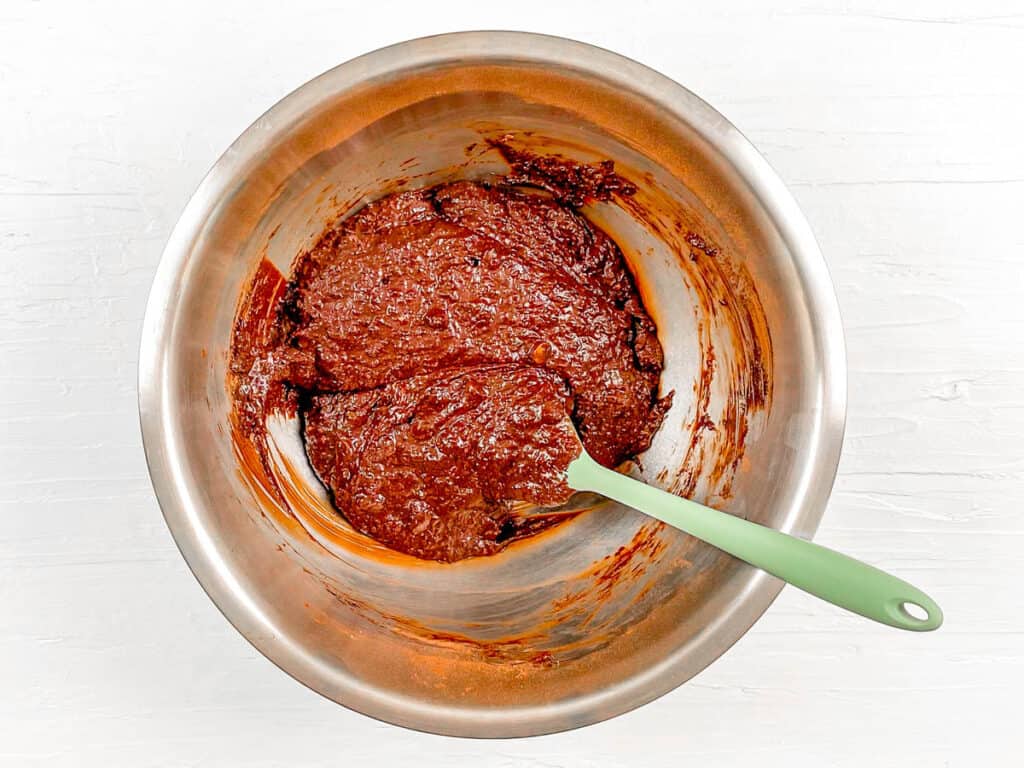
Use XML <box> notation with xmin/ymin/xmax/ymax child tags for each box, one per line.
<box><xmin>141</xmin><ymin>33</ymin><xmax>844</xmax><ymax>737</ymax></box>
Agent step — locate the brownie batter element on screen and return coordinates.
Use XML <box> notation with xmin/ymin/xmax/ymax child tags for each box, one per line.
<box><xmin>304</xmin><ymin>365</ymin><xmax>581</xmax><ymax>562</ymax></box>
<box><xmin>235</xmin><ymin>158</ymin><xmax>671</xmax><ymax>561</ymax></box>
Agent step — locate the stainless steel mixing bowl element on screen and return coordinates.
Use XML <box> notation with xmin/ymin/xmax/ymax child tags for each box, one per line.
<box><xmin>139</xmin><ymin>32</ymin><xmax>846</xmax><ymax>737</ymax></box>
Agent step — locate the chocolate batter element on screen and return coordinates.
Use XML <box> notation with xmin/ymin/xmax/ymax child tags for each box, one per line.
<box><xmin>234</xmin><ymin>159</ymin><xmax>671</xmax><ymax>561</ymax></box>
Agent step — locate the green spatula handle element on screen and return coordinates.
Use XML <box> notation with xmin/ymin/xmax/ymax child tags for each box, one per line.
<box><xmin>567</xmin><ymin>453</ymin><xmax>942</xmax><ymax>631</ymax></box>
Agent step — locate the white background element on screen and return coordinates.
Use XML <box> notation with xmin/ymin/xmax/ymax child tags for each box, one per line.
<box><xmin>2</xmin><ymin>1</ymin><xmax>1022</xmax><ymax>765</ymax></box>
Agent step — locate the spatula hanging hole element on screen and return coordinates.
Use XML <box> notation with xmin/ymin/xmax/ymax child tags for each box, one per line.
<box><xmin>901</xmin><ymin>601</ymin><xmax>928</xmax><ymax>621</ymax></box>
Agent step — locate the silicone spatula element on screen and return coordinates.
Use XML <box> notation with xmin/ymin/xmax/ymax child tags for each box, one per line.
<box><xmin>564</xmin><ymin>437</ymin><xmax>943</xmax><ymax>632</ymax></box>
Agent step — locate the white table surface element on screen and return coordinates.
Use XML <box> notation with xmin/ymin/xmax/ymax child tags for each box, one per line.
<box><xmin>3</xmin><ymin>1</ymin><xmax>1022</xmax><ymax>765</ymax></box>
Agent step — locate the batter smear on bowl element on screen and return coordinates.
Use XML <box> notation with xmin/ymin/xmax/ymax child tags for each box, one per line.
<box><xmin>232</xmin><ymin>153</ymin><xmax>672</xmax><ymax>561</ymax></box>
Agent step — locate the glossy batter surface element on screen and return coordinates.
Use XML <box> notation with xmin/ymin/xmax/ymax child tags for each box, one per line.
<box><xmin>247</xmin><ymin>176</ymin><xmax>670</xmax><ymax>561</ymax></box>
<box><xmin>304</xmin><ymin>365</ymin><xmax>580</xmax><ymax>562</ymax></box>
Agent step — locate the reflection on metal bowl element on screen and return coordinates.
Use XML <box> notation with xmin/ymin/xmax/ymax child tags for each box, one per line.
<box><xmin>139</xmin><ymin>32</ymin><xmax>846</xmax><ymax>737</ymax></box>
